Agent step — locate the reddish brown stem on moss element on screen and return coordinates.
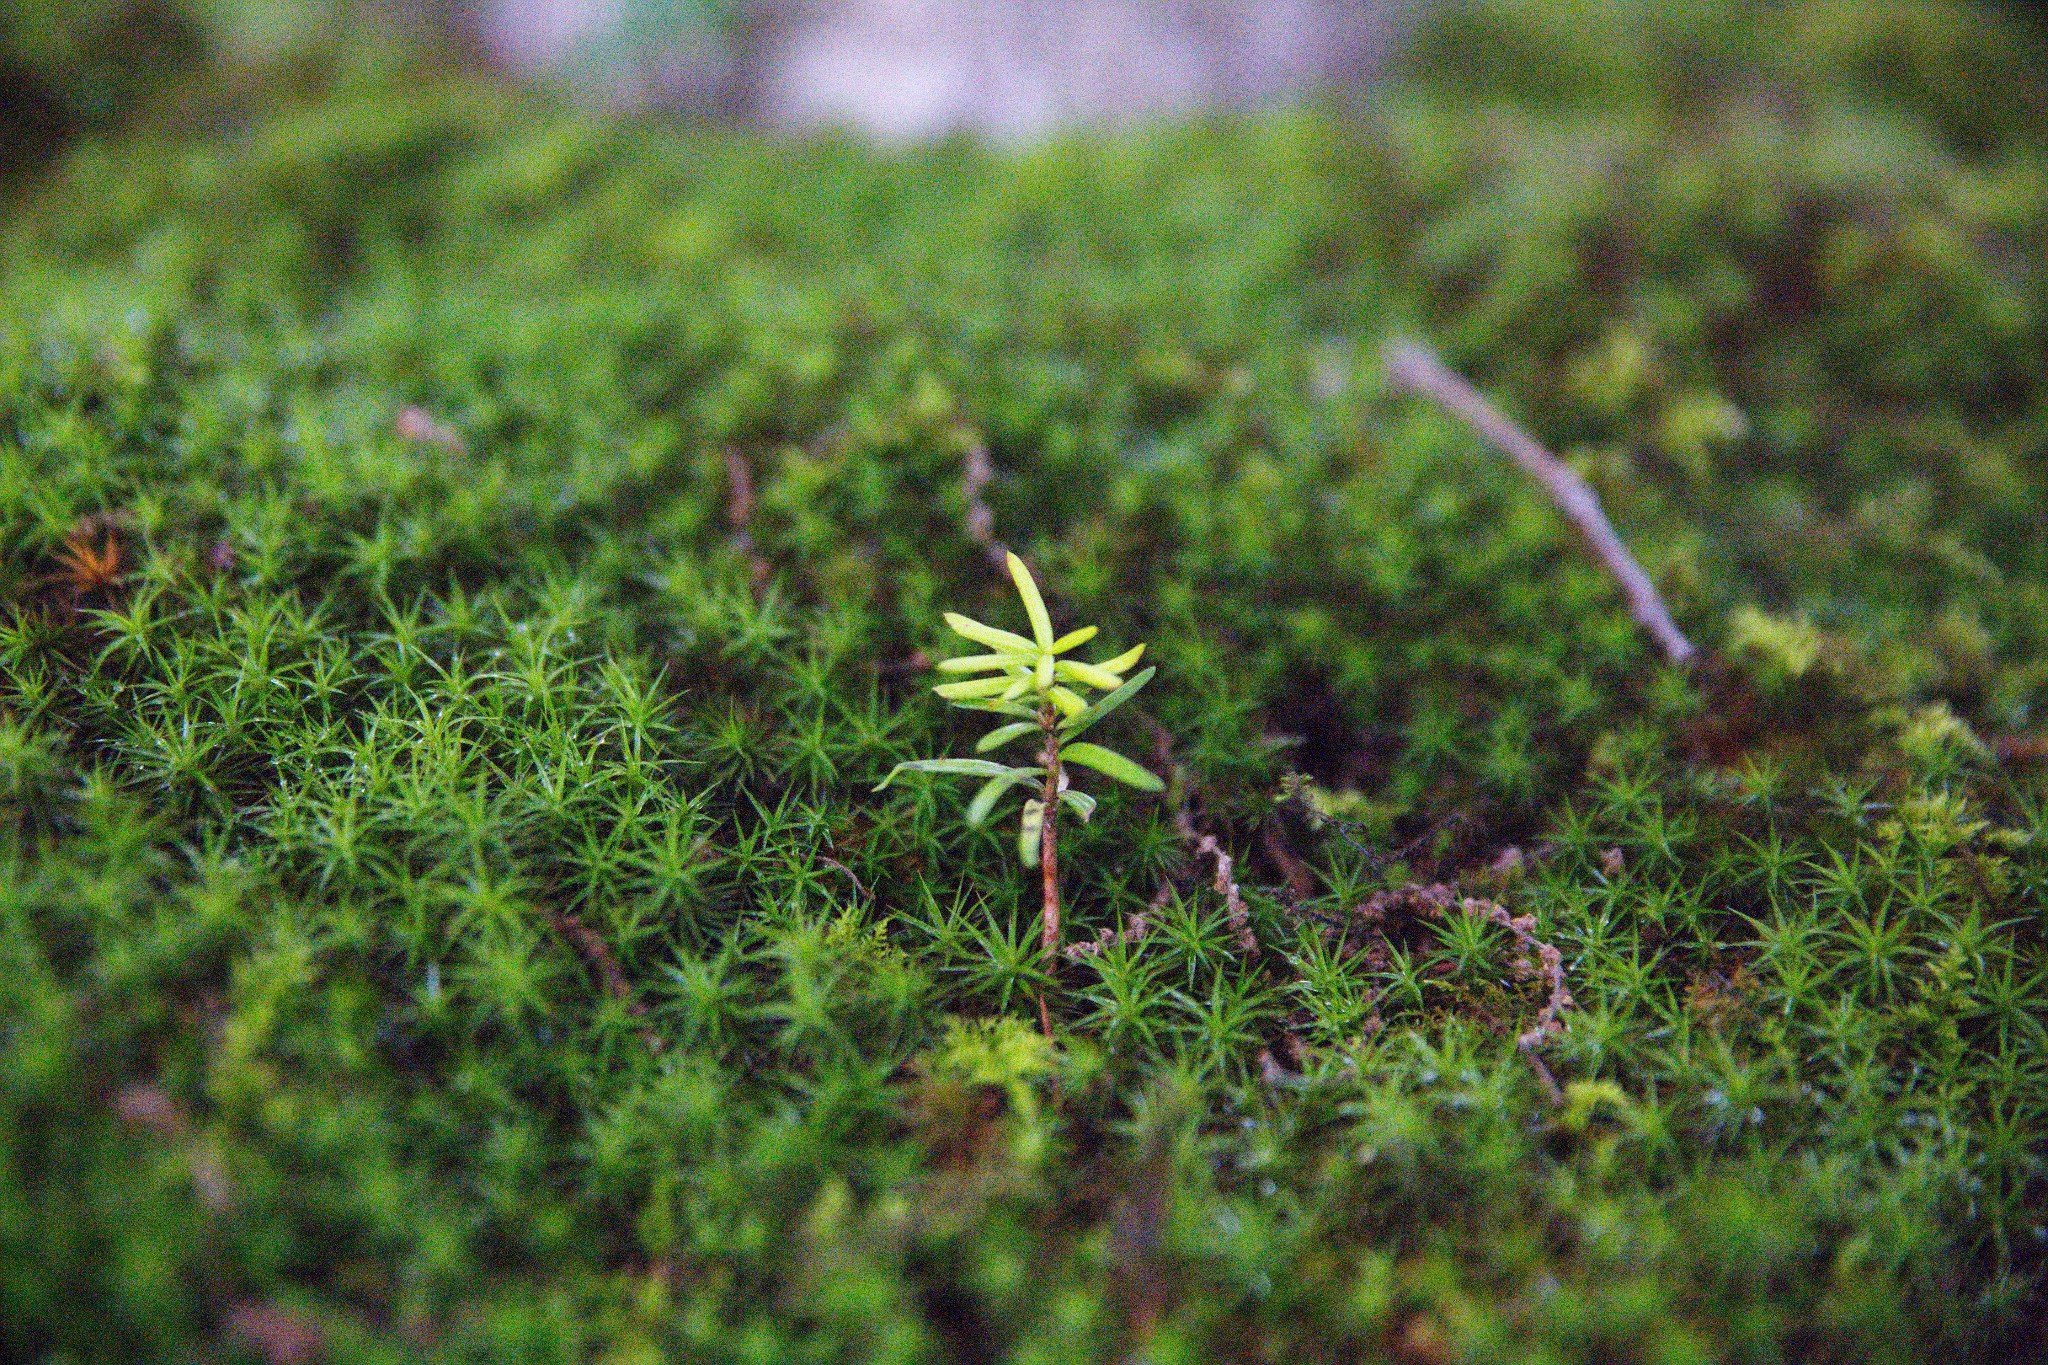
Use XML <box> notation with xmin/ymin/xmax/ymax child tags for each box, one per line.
<box><xmin>1032</xmin><ymin>707</ymin><xmax>1065</xmax><ymax>1040</ymax></box>
<box><xmin>553</xmin><ymin>911</ymin><xmax>666</xmax><ymax>1055</ymax></box>
<box><xmin>1038</xmin><ymin>707</ymin><xmax>1063</xmax><ymax>958</ymax></box>
<box><xmin>723</xmin><ymin>447</ymin><xmax>772</xmax><ymax>592</ymax></box>
<box><xmin>1383</xmin><ymin>339</ymin><xmax>1697</xmax><ymax>666</ymax></box>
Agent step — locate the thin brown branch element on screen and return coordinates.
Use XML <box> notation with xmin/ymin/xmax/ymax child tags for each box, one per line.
<box><xmin>394</xmin><ymin>405</ymin><xmax>467</xmax><ymax>456</ymax></box>
<box><xmin>1456</xmin><ymin>893</ymin><xmax>1575</xmax><ymax>1104</ymax></box>
<box><xmin>553</xmin><ymin>912</ymin><xmax>665</xmax><ymax>1055</ymax></box>
<box><xmin>1382</xmin><ymin>339</ymin><xmax>1697</xmax><ymax>666</ymax></box>
<box><xmin>815</xmin><ymin>854</ymin><xmax>867</xmax><ymax>901</ymax></box>
<box><xmin>1261</xmin><ymin>822</ymin><xmax>1317</xmax><ymax>902</ymax></box>
<box><xmin>1520</xmin><ymin>1048</ymin><xmax>1564</xmax><ymax>1107</ymax></box>
<box><xmin>1197</xmin><ymin>831</ymin><xmax>1257</xmax><ymax>957</ymax></box>
<box><xmin>960</xmin><ymin>432</ymin><xmax>1006</xmax><ymax>567</ymax></box>
<box><xmin>1171</xmin><ymin>802</ymin><xmax>1255</xmax><ymax>956</ymax></box>
<box><xmin>723</xmin><ymin>447</ymin><xmax>772</xmax><ymax>591</ymax></box>
<box><xmin>1147</xmin><ymin>719</ymin><xmax>1259</xmax><ymax>958</ymax></box>
<box><xmin>723</xmin><ymin>446</ymin><xmax>756</xmax><ymax>531</ymax></box>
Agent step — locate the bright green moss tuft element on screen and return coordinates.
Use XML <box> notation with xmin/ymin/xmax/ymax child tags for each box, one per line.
<box><xmin>2</xmin><ymin>2</ymin><xmax>2047</xmax><ymax>1359</ymax></box>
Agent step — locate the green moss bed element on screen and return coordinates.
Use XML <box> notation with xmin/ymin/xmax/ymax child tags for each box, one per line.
<box><xmin>4</xmin><ymin>3</ymin><xmax>2048</xmax><ymax>1360</ymax></box>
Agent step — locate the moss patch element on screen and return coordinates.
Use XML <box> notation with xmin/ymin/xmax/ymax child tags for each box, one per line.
<box><xmin>3</xmin><ymin>3</ymin><xmax>2047</xmax><ymax>1359</ymax></box>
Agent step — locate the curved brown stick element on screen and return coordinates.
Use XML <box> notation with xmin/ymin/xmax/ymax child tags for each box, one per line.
<box><xmin>1383</xmin><ymin>340</ymin><xmax>1697</xmax><ymax>666</ymax></box>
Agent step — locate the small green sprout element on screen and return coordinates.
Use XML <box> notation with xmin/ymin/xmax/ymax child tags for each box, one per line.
<box><xmin>877</xmin><ymin>552</ymin><xmax>1161</xmax><ymax>957</ymax></box>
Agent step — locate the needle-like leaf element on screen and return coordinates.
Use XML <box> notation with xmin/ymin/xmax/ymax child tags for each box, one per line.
<box><xmin>944</xmin><ymin>611</ymin><xmax>1037</xmax><ymax>654</ymax></box>
<box><xmin>936</xmin><ymin>676</ymin><xmax>1020</xmax><ymax>700</ymax></box>
<box><xmin>967</xmin><ymin>769</ymin><xmax>1041</xmax><ymax>825</ymax></box>
<box><xmin>956</xmin><ymin>698</ymin><xmax>1038</xmax><ymax>720</ymax></box>
<box><xmin>1094</xmin><ymin>642</ymin><xmax>1145</xmax><ymax>674</ymax></box>
<box><xmin>1048</xmin><ymin>624</ymin><xmax>1099</xmax><ymax>653</ymax></box>
<box><xmin>1007</xmin><ymin>552</ymin><xmax>1056</xmax><ymax>651</ymax></box>
<box><xmin>1055</xmin><ymin>658</ymin><xmax>1126</xmax><ymax>691</ymax></box>
<box><xmin>874</xmin><ymin>757</ymin><xmax>1038</xmax><ymax>791</ymax></box>
<box><xmin>975</xmin><ymin>721</ymin><xmax>1041</xmax><ymax>752</ymax></box>
<box><xmin>938</xmin><ymin>652</ymin><xmax>1033</xmax><ymax>674</ymax></box>
<box><xmin>1058</xmin><ymin>741</ymin><xmax>1163</xmax><ymax>790</ymax></box>
<box><xmin>1018</xmin><ymin>797</ymin><xmax>1045</xmax><ymax>867</ymax></box>
<box><xmin>1058</xmin><ymin>666</ymin><xmax>1155</xmax><ymax>739</ymax></box>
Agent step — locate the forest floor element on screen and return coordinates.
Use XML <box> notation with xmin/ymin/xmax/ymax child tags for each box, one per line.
<box><xmin>3</xmin><ymin>4</ymin><xmax>2047</xmax><ymax>1360</ymax></box>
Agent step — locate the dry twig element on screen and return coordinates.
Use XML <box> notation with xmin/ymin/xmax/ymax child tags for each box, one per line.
<box><xmin>1190</xmin><ymin>826</ymin><xmax>1257</xmax><ymax>957</ymax></box>
<box><xmin>394</xmin><ymin>405</ymin><xmax>467</xmax><ymax>456</ymax></box>
<box><xmin>1382</xmin><ymin>339</ymin><xmax>1696</xmax><ymax>666</ymax></box>
<box><xmin>1148</xmin><ymin>723</ymin><xmax>1259</xmax><ymax>958</ymax></box>
<box><xmin>553</xmin><ymin>912</ymin><xmax>666</xmax><ymax>1055</ymax></box>
<box><xmin>1340</xmin><ymin>883</ymin><xmax>1574</xmax><ymax>1103</ymax></box>
<box><xmin>959</xmin><ymin>433</ymin><xmax>1006</xmax><ymax>567</ymax></box>
<box><xmin>1457</xmin><ymin>893</ymin><xmax>1574</xmax><ymax>1104</ymax></box>
<box><xmin>1063</xmin><ymin>883</ymin><xmax>1169</xmax><ymax>962</ymax></box>
<box><xmin>1261</xmin><ymin>822</ymin><xmax>1318</xmax><ymax>902</ymax></box>
<box><xmin>723</xmin><ymin>448</ymin><xmax>773</xmax><ymax>590</ymax></box>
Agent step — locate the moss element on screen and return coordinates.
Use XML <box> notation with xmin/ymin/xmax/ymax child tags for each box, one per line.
<box><xmin>2</xmin><ymin>2</ymin><xmax>2046</xmax><ymax>1359</ymax></box>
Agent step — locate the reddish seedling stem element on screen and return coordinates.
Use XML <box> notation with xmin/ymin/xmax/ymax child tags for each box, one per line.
<box><xmin>1034</xmin><ymin>707</ymin><xmax>1065</xmax><ymax>1039</ymax></box>
<box><xmin>1038</xmin><ymin>706</ymin><xmax>1063</xmax><ymax>957</ymax></box>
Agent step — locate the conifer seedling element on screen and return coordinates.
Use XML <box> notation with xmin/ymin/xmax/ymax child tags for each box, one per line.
<box><xmin>876</xmin><ymin>552</ymin><xmax>1162</xmax><ymax>958</ymax></box>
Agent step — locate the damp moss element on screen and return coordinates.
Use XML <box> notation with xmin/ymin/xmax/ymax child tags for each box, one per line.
<box><xmin>2</xmin><ymin>2</ymin><xmax>2046</xmax><ymax>1360</ymax></box>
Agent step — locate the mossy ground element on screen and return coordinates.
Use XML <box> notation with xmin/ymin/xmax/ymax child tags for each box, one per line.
<box><xmin>3</xmin><ymin>3</ymin><xmax>2047</xmax><ymax>1361</ymax></box>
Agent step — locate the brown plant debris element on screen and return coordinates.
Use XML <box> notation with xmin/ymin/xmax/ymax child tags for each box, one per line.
<box><xmin>1064</xmin><ymin>883</ymin><xmax>1170</xmax><ymax>962</ymax></box>
<box><xmin>552</xmin><ymin>912</ymin><xmax>666</xmax><ymax>1054</ymax></box>
<box><xmin>1992</xmin><ymin>733</ymin><xmax>2048</xmax><ymax>764</ymax></box>
<box><xmin>1383</xmin><ymin>338</ymin><xmax>1696</xmax><ymax>666</ymax></box>
<box><xmin>1107</xmin><ymin>1089</ymin><xmax>1180</xmax><ymax>1352</ymax></box>
<box><xmin>39</xmin><ymin>514</ymin><xmax>133</xmax><ymax>609</ymax></box>
<box><xmin>722</xmin><ymin>447</ymin><xmax>773</xmax><ymax>590</ymax></box>
<box><xmin>225</xmin><ymin>1300</ymin><xmax>326</xmax><ymax>1365</ymax></box>
<box><xmin>1684</xmin><ymin>964</ymin><xmax>1757</xmax><ymax>1032</ymax></box>
<box><xmin>1339</xmin><ymin>882</ymin><xmax>1575</xmax><ymax>1102</ymax></box>
<box><xmin>1261</xmin><ymin>821</ymin><xmax>1318</xmax><ymax>902</ymax></box>
<box><xmin>1257</xmin><ymin>1046</ymin><xmax>1309</xmax><ymax>1087</ymax></box>
<box><xmin>724</xmin><ymin>445</ymin><xmax>756</xmax><ymax>531</ymax></box>
<box><xmin>1189</xmin><ymin>826</ymin><xmax>1257</xmax><ymax>958</ymax></box>
<box><xmin>1147</xmin><ymin>723</ymin><xmax>1259</xmax><ymax>958</ymax></box>
<box><xmin>1457</xmin><ymin>894</ymin><xmax>1574</xmax><ymax>1051</ymax></box>
<box><xmin>960</xmin><ymin>432</ymin><xmax>1006</xmax><ymax>567</ymax></box>
<box><xmin>112</xmin><ymin>1083</ymin><xmax>190</xmax><ymax>1138</ymax></box>
<box><xmin>394</xmin><ymin>405</ymin><xmax>466</xmax><ymax>456</ymax></box>
<box><xmin>53</xmin><ymin>530</ymin><xmax>122</xmax><ymax>595</ymax></box>
<box><xmin>111</xmin><ymin>1083</ymin><xmax>236</xmax><ymax>1211</ymax></box>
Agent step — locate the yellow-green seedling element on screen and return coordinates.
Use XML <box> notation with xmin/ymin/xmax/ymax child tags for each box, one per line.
<box><xmin>876</xmin><ymin>552</ymin><xmax>1161</xmax><ymax>956</ymax></box>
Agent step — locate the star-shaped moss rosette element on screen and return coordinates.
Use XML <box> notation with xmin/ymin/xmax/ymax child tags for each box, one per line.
<box><xmin>876</xmin><ymin>552</ymin><xmax>1161</xmax><ymax>957</ymax></box>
